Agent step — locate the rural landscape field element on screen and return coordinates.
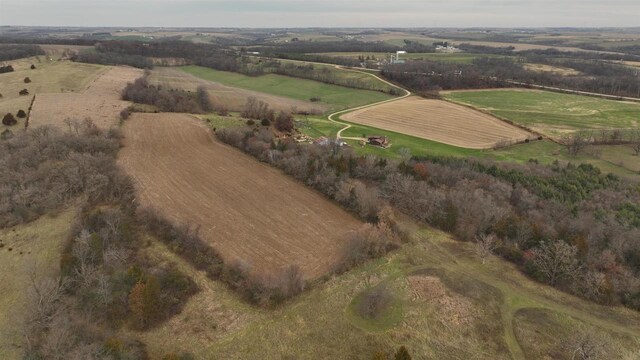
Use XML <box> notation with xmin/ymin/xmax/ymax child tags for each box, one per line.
<box><xmin>2</xmin><ymin>2</ymin><xmax>640</xmax><ymax>359</ymax></box>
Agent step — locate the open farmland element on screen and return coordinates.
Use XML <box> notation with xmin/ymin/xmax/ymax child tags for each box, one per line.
<box><xmin>180</xmin><ymin>65</ymin><xmax>394</xmax><ymax>112</ymax></box>
<box><xmin>341</xmin><ymin>96</ymin><xmax>533</xmax><ymax>149</ymax></box>
<box><xmin>444</xmin><ymin>89</ymin><xmax>640</xmax><ymax>138</ymax></box>
<box><xmin>0</xmin><ymin>57</ymin><xmax>105</xmax><ymax>130</ymax></box>
<box><xmin>149</xmin><ymin>67</ymin><xmax>325</xmax><ymax>114</ymax></box>
<box><xmin>118</xmin><ymin>113</ymin><xmax>361</xmax><ymax>279</ymax></box>
<box><xmin>29</xmin><ymin>66</ymin><xmax>143</xmax><ymax>129</ymax></box>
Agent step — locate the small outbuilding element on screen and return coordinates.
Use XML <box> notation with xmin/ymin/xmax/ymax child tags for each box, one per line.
<box><xmin>367</xmin><ymin>135</ymin><xmax>391</xmax><ymax>148</ymax></box>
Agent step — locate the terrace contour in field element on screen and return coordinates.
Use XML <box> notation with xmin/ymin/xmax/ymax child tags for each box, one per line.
<box><xmin>342</xmin><ymin>96</ymin><xmax>533</xmax><ymax>149</ymax></box>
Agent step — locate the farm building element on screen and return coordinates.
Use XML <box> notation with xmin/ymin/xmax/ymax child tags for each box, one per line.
<box><xmin>367</xmin><ymin>135</ymin><xmax>390</xmax><ymax>148</ymax></box>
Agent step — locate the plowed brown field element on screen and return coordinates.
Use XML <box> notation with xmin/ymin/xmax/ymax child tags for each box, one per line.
<box><xmin>30</xmin><ymin>66</ymin><xmax>143</xmax><ymax>129</ymax></box>
<box><xmin>342</xmin><ymin>96</ymin><xmax>533</xmax><ymax>149</ymax></box>
<box><xmin>118</xmin><ymin>113</ymin><xmax>361</xmax><ymax>279</ymax></box>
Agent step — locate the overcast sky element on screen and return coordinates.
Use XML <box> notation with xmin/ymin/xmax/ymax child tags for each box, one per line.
<box><xmin>1</xmin><ymin>0</ymin><xmax>639</xmax><ymax>28</ymax></box>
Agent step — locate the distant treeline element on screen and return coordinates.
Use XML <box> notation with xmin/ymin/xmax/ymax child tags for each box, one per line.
<box><xmin>0</xmin><ymin>44</ymin><xmax>44</xmax><ymax>61</ymax></box>
<box><xmin>72</xmin><ymin>51</ymin><xmax>154</xmax><ymax>69</ymax></box>
<box><xmin>0</xmin><ymin>36</ymin><xmax>100</xmax><ymax>46</ymax></box>
<box><xmin>383</xmin><ymin>57</ymin><xmax>640</xmax><ymax>98</ymax></box>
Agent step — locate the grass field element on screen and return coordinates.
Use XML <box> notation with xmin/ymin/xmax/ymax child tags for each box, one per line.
<box><xmin>119</xmin><ymin>113</ymin><xmax>361</xmax><ymax>279</ymax></box>
<box><xmin>180</xmin><ymin>65</ymin><xmax>394</xmax><ymax>113</ymax></box>
<box><xmin>150</xmin><ymin>67</ymin><xmax>325</xmax><ymax>114</ymax></box>
<box><xmin>29</xmin><ymin>66</ymin><xmax>142</xmax><ymax>130</ymax></box>
<box><xmin>0</xmin><ymin>208</ymin><xmax>76</xmax><ymax>359</ymax></box>
<box><xmin>0</xmin><ymin>56</ymin><xmax>106</xmax><ymax>130</ymax></box>
<box><xmin>443</xmin><ymin>89</ymin><xmax>640</xmax><ymax>138</ymax></box>
<box><xmin>131</xmin><ymin>221</ymin><xmax>640</xmax><ymax>359</ymax></box>
<box><xmin>296</xmin><ymin>116</ymin><xmax>640</xmax><ymax>180</ymax></box>
<box><xmin>275</xmin><ymin>58</ymin><xmax>397</xmax><ymax>92</ymax></box>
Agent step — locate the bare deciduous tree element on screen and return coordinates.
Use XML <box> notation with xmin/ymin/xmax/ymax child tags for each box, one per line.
<box><xmin>568</xmin><ymin>330</ymin><xmax>610</xmax><ymax>360</ymax></box>
<box><xmin>532</xmin><ymin>241</ymin><xmax>582</xmax><ymax>286</ymax></box>
<box><xmin>475</xmin><ymin>233</ymin><xmax>498</xmax><ymax>264</ymax></box>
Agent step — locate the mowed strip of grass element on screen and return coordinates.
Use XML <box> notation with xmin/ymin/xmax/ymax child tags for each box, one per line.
<box><xmin>443</xmin><ymin>89</ymin><xmax>640</xmax><ymax>137</ymax></box>
<box><xmin>180</xmin><ymin>65</ymin><xmax>394</xmax><ymax>113</ymax></box>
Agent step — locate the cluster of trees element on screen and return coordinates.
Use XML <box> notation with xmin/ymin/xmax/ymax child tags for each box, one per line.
<box><xmin>2</xmin><ymin>113</ymin><xmax>17</xmax><ymax>126</ymax></box>
<box><xmin>241</xmin><ymin>97</ymin><xmax>294</xmax><ymax>132</ymax></box>
<box><xmin>0</xmin><ymin>44</ymin><xmax>44</xmax><ymax>61</ymax></box>
<box><xmin>121</xmin><ymin>75</ymin><xmax>211</xmax><ymax>113</ymax></box>
<box><xmin>0</xmin><ymin>64</ymin><xmax>15</xmax><ymax>74</ymax></box>
<box><xmin>562</xmin><ymin>130</ymin><xmax>640</xmax><ymax>157</ymax></box>
<box><xmin>138</xmin><ymin>208</ymin><xmax>307</xmax><ymax>307</ymax></box>
<box><xmin>217</xmin><ymin>125</ymin><xmax>640</xmax><ymax>311</ymax></box>
<box><xmin>0</xmin><ymin>120</ymin><xmax>127</xmax><ymax>226</ymax></box>
<box><xmin>381</xmin><ymin>59</ymin><xmax>503</xmax><ymax>94</ymax></box>
<box><xmin>3</xmin><ymin>121</ymin><xmax>198</xmax><ymax>359</ymax></box>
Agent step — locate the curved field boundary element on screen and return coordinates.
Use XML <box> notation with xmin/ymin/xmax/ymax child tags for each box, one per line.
<box><xmin>327</xmin><ymin>67</ymin><xmax>412</xmax><ymax>141</ymax></box>
<box><xmin>341</xmin><ymin>97</ymin><xmax>534</xmax><ymax>149</ymax></box>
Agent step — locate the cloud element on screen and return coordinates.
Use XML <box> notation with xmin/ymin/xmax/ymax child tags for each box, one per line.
<box><xmin>1</xmin><ymin>0</ymin><xmax>639</xmax><ymax>27</ymax></box>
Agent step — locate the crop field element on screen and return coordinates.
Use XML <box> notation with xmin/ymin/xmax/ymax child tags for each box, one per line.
<box><xmin>180</xmin><ymin>65</ymin><xmax>394</xmax><ymax>112</ymax></box>
<box><xmin>133</xmin><ymin>224</ymin><xmax>640</xmax><ymax>359</ymax></box>
<box><xmin>444</xmin><ymin>89</ymin><xmax>640</xmax><ymax>138</ymax></box>
<box><xmin>0</xmin><ymin>57</ymin><xmax>106</xmax><ymax>130</ymax></box>
<box><xmin>29</xmin><ymin>66</ymin><xmax>143</xmax><ymax>129</ymax></box>
<box><xmin>149</xmin><ymin>67</ymin><xmax>325</xmax><ymax>114</ymax></box>
<box><xmin>341</xmin><ymin>96</ymin><xmax>533</xmax><ymax>149</ymax></box>
<box><xmin>118</xmin><ymin>113</ymin><xmax>361</xmax><ymax>279</ymax></box>
<box><xmin>0</xmin><ymin>209</ymin><xmax>76</xmax><ymax>359</ymax></box>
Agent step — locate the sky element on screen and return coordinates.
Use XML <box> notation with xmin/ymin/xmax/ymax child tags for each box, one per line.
<box><xmin>1</xmin><ymin>0</ymin><xmax>639</xmax><ymax>28</ymax></box>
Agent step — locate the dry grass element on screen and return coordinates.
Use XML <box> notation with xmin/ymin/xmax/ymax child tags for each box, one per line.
<box><xmin>0</xmin><ymin>208</ymin><xmax>76</xmax><ymax>359</ymax></box>
<box><xmin>118</xmin><ymin>113</ymin><xmax>361</xmax><ymax>279</ymax></box>
<box><xmin>29</xmin><ymin>66</ymin><xmax>143</xmax><ymax>129</ymax></box>
<box><xmin>149</xmin><ymin>67</ymin><xmax>326</xmax><ymax>114</ymax></box>
<box><xmin>524</xmin><ymin>63</ymin><xmax>582</xmax><ymax>76</ymax></box>
<box><xmin>0</xmin><ymin>57</ymin><xmax>105</xmax><ymax>130</ymax></box>
<box><xmin>342</xmin><ymin>96</ymin><xmax>533</xmax><ymax>149</ymax></box>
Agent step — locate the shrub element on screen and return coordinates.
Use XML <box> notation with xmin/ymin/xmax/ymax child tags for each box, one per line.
<box><xmin>274</xmin><ymin>111</ymin><xmax>294</xmax><ymax>133</ymax></box>
<box><xmin>261</xmin><ymin>118</ymin><xmax>271</xmax><ymax>127</ymax></box>
<box><xmin>309</xmin><ymin>96</ymin><xmax>321</xmax><ymax>102</ymax></box>
<box><xmin>357</xmin><ymin>284</ymin><xmax>392</xmax><ymax>319</ymax></box>
<box><xmin>16</xmin><ymin>109</ymin><xmax>27</xmax><ymax>118</ymax></box>
<box><xmin>246</xmin><ymin>119</ymin><xmax>255</xmax><ymax>126</ymax></box>
<box><xmin>30</xmin><ymin>64</ymin><xmax>36</xmax><ymax>69</ymax></box>
<box><xmin>19</xmin><ymin>89</ymin><xmax>29</xmax><ymax>96</ymax></box>
<box><xmin>2</xmin><ymin>113</ymin><xmax>17</xmax><ymax>126</ymax></box>
<box><xmin>119</xmin><ymin>108</ymin><xmax>131</xmax><ymax>121</ymax></box>
<box><xmin>24</xmin><ymin>77</ymin><xmax>31</xmax><ymax>83</ymax></box>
